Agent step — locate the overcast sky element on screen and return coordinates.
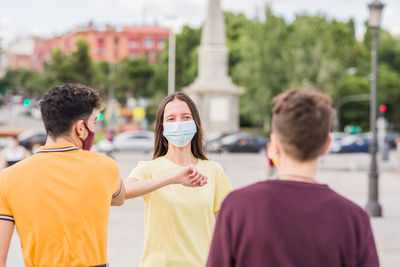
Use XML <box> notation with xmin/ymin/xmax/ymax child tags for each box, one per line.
<box><xmin>1</xmin><ymin>0</ymin><xmax>399</xmax><ymax>46</ymax></box>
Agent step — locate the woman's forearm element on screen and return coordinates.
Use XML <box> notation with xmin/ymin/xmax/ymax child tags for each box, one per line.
<box><xmin>124</xmin><ymin>175</ymin><xmax>175</xmax><ymax>199</ymax></box>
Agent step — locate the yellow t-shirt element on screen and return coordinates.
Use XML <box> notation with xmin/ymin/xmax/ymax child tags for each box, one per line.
<box><xmin>0</xmin><ymin>143</ymin><xmax>122</xmax><ymax>267</ymax></box>
<box><xmin>128</xmin><ymin>156</ymin><xmax>232</xmax><ymax>267</ymax></box>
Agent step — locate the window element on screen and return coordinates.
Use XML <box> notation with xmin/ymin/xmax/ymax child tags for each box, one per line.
<box><xmin>97</xmin><ymin>38</ymin><xmax>104</xmax><ymax>46</ymax></box>
<box><xmin>129</xmin><ymin>40</ymin><xmax>139</xmax><ymax>48</ymax></box>
<box><xmin>114</xmin><ymin>37</ymin><xmax>119</xmax><ymax>45</ymax></box>
<box><xmin>158</xmin><ymin>39</ymin><xmax>165</xmax><ymax>49</ymax></box>
<box><xmin>144</xmin><ymin>38</ymin><xmax>154</xmax><ymax>49</ymax></box>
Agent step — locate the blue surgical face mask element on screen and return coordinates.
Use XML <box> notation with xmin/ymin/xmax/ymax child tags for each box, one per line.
<box><xmin>163</xmin><ymin>120</ymin><xmax>197</xmax><ymax>148</ymax></box>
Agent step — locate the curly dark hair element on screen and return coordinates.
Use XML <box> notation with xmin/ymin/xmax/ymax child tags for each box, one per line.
<box><xmin>39</xmin><ymin>83</ymin><xmax>101</xmax><ymax>138</ymax></box>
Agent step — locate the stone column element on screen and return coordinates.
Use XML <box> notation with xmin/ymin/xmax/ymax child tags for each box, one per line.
<box><xmin>184</xmin><ymin>0</ymin><xmax>244</xmax><ymax>133</ymax></box>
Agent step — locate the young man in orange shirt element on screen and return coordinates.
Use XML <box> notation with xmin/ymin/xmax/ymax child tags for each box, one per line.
<box><xmin>0</xmin><ymin>84</ymin><xmax>126</xmax><ymax>267</ymax></box>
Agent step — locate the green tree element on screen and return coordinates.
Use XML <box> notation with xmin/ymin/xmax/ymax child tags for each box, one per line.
<box><xmin>114</xmin><ymin>58</ymin><xmax>154</xmax><ymax>101</ymax></box>
<box><xmin>44</xmin><ymin>39</ymin><xmax>94</xmax><ymax>85</ymax></box>
<box><xmin>225</xmin><ymin>12</ymin><xmax>247</xmax><ymax>75</ymax></box>
<box><xmin>69</xmin><ymin>39</ymin><xmax>94</xmax><ymax>85</ymax></box>
<box><xmin>92</xmin><ymin>60</ymin><xmax>111</xmax><ymax>97</ymax></box>
<box><xmin>0</xmin><ymin>68</ymin><xmax>48</xmax><ymax>98</ymax></box>
<box><xmin>233</xmin><ymin>7</ymin><xmax>290</xmax><ymax>128</ymax></box>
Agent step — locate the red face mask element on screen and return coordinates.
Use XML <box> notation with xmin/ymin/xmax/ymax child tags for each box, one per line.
<box><xmin>79</xmin><ymin>122</ymin><xmax>95</xmax><ymax>151</ymax></box>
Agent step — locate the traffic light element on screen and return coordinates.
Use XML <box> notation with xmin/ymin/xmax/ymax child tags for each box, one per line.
<box><xmin>379</xmin><ymin>105</ymin><xmax>387</xmax><ymax>114</ymax></box>
<box><xmin>23</xmin><ymin>99</ymin><xmax>31</xmax><ymax>107</ymax></box>
<box><xmin>97</xmin><ymin>113</ymin><xmax>104</xmax><ymax>122</ymax></box>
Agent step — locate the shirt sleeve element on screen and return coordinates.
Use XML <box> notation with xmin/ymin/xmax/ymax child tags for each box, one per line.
<box><xmin>127</xmin><ymin>161</ymin><xmax>151</xmax><ymax>181</ymax></box>
<box><xmin>109</xmin><ymin>161</ymin><xmax>122</xmax><ymax>199</ymax></box>
<box><xmin>213</xmin><ymin>163</ymin><xmax>233</xmax><ymax>213</ymax></box>
<box><xmin>207</xmin><ymin>198</ymin><xmax>234</xmax><ymax>267</ymax></box>
<box><xmin>358</xmin><ymin>213</ymin><xmax>380</xmax><ymax>267</ymax></box>
<box><xmin>0</xmin><ymin>173</ymin><xmax>14</xmax><ymax>222</ymax></box>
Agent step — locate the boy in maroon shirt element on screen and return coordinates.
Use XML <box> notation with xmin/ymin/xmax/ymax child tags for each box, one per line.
<box><xmin>207</xmin><ymin>90</ymin><xmax>379</xmax><ymax>267</ymax></box>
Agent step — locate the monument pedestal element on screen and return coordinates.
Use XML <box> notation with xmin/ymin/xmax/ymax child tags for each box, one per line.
<box><xmin>186</xmin><ymin>86</ymin><xmax>243</xmax><ymax>133</ymax></box>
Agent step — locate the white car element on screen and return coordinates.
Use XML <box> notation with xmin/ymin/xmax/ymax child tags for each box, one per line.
<box><xmin>328</xmin><ymin>132</ymin><xmax>348</xmax><ymax>153</ymax></box>
<box><xmin>97</xmin><ymin>131</ymin><xmax>154</xmax><ymax>153</ymax></box>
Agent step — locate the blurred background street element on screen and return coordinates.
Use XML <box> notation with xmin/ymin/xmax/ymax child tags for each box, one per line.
<box><xmin>1</xmin><ymin>0</ymin><xmax>400</xmax><ymax>266</ymax></box>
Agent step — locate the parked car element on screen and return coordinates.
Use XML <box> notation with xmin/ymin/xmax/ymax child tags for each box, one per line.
<box><xmin>18</xmin><ymin>130</ymin><xmax>47</xmax><ymax>150</ymax></box>
<box><xmin>97</xmin><ymin>130</ymin><xmax>154</xmax><ymax>153</ymax></box>
<box><xmin>204</xmin><ymin>132</ymin><xmax>236</xmax><ymax>153</ymax></box>
<box><xmin>330</xmin><ymin>133</ymin><xmax>370</xmax><ymax>153</ymax></box>
<box><xmin>215</xmin><ymin>132</ymin><xmax>268</xmax><ymax>153</ymax></box>
<box><xmin>328</xmin><ymin>132</ymin><xmax>348</xmax><ymax>153</ymax></box>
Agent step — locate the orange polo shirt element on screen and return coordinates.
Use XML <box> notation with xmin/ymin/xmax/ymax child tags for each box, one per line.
<box><xmin>0</xmin><ymin>143</ymin><xmax>121</xmax><ymax>267</ymax></box>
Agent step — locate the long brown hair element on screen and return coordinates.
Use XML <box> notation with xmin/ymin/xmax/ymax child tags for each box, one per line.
<box><xmin>153</xmin><ymin>92</ymin><xmax>208</xmax><ymax>160</ymax></box>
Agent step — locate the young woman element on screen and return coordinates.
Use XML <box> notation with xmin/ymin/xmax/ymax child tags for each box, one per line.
<box><xmin>124</xmin><ymin>92</ymin><xmax>232</xmax><ymax>267</ymax></box>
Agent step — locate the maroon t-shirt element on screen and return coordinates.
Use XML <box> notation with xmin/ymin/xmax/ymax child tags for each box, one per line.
<box><xmin>207</xmin><ymin>180</ymin><xmax>379</xmax><ymax>267</ymax></box>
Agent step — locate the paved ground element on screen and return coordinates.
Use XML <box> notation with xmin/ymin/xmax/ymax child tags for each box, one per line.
<box><xmin>6</xmin><ymin>150</ymin><xmax>400</xmax><ymax>266</ymax></box>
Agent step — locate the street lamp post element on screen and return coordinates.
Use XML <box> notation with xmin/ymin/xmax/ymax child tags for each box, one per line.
<box><xmin>366</xmin><ymin>0</ymin><xmax>384</xmax><ymax>217</ymax></box>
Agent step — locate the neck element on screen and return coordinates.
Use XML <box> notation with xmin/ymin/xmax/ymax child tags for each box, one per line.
<box><xmin>277</xmin><ymin>154</ymin><xmax>318</xmax><ymax>183</ymax></box>
<box><xmin>45</xmin><ymin>134</ymin><xmax>82</xmax><ymax>148</ymax></box>
<box><xmin>165</xmin><ymin>144</ymin><xmax>197</xmax><ymax>166</ymax></box>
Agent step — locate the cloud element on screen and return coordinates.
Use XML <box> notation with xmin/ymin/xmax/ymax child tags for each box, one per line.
<box><xmin>0</xmin><ymin>18</ymin><xmax>49</xmax><ymax>47</ymax></box>
<box><xmin>1</xmin><ymin>0</ymin><xmax>399</xmax><ymax>46</ymax></box>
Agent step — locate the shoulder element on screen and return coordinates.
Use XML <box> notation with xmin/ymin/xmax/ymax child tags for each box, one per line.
<box><xmin>128</xmin><ymin>158</ymin><xmax>162</xmax><ymax>178</ymax></box>
<box><xmin>221</xmin><ymin>182</ymin><xmax>267</xmax><ymax>209</ymax></box>
<box><xmin>89</xmin><ymin>151</ymin><xmax>116</xmax><ymax>164</ymax></box>
<box><xmin>230</xmin><ymin>182</ymin><xmax>267</xmax><ymax>198</ymax></box>
<box><xmin>84</xmin><ymin>151</ymin><xmax>119</xmax><ymax>172</ymax></box>
<box><xmin>326</xmin><ymin>189</ymin><xmax>370</xmax><ymax>219</ymax></box>
<box><xmin>138</xmin><ymin>157</ymin><xmax>165</xmax><ymax>168</ymax></box>
<box><xmin>199</xmin><ymin>159</ymin><xmax>224</xmax><ymax>171</ymax></box>
<box><xmin>0</xmin><ymin>155</ymin><xmax>37</xmax><ymax>184</ymax></box>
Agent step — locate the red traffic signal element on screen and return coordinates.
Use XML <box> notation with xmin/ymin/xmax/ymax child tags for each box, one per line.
<box><xmin>379</xmin><ymin>105</ymin><xmax>387</xmax><ymax>114</ymax></box>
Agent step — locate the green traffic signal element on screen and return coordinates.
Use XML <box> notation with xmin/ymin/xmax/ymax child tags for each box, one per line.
<box><xmin>23</xmin><ymin>99</ymin><xmax>31</xmax><ymax>107</ymax></box>
<box><xmin>97</xmin><ymin>113</ymin><xmax>104</xmax><ymax>122</ymax></box>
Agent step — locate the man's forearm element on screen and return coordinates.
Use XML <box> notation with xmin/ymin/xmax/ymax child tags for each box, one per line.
<box><xmin>0</xmin><ymin>220</ymin><xmax>14</xmax><ymax>267</ymax></box>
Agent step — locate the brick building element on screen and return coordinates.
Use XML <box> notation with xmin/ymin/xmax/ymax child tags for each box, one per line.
<box><xmin>4</xmin><ymin>23</ymin><xmax>170</xmax><ymax>72</ymax></box>
<box><xmin>0</xmin><ymin>37</ymin><xmax>43</xmax><ymax>75</ymax></box>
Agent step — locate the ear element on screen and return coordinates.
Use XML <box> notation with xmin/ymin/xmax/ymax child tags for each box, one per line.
<box><xmin>75</xmin><ymin>120</ymin><xmax>86</xmax><ymax>139</ymax></box>
<box><xmin>321</xmin><ymin>135</ymin><xmax>332</xmax><ymax>156</ymax></box>
<box><xmin>270</xmin><ymin>133</ymin><xmax>281</xmax><ymax>155</ymax></box>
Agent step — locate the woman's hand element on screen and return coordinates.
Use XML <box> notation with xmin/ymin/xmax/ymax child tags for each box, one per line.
<box><xmin>173</xmin><ymin>165</ymin><xmax>208</xmax><ymax>187</ymax></box>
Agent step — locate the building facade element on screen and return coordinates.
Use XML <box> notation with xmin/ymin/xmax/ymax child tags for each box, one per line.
<box><xmin>3</xmin><ymin>23</ymin><xmax>170</xmax><ymax>73</ymax></box>
<box><xmin>0</xmin><ymin>37</ymin><xmax>43</xmax><ymax>75</ymax></box>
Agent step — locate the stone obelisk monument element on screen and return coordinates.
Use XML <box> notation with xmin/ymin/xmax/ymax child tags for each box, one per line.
<box><xmin>185</xmin><ymin>0</ymin><xmax>244</xmax><ymax>133</ymax></box>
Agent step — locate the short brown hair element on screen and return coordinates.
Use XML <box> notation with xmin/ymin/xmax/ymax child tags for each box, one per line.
<box><xmin>271</xmin><ymin>89</ymin><xmax>332</xmax><ymax>161</ymax></box>
<box><xmin>153</xmin><ymin>92</ymin><xmax>207</xmax><ymax>160</ymax></box>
